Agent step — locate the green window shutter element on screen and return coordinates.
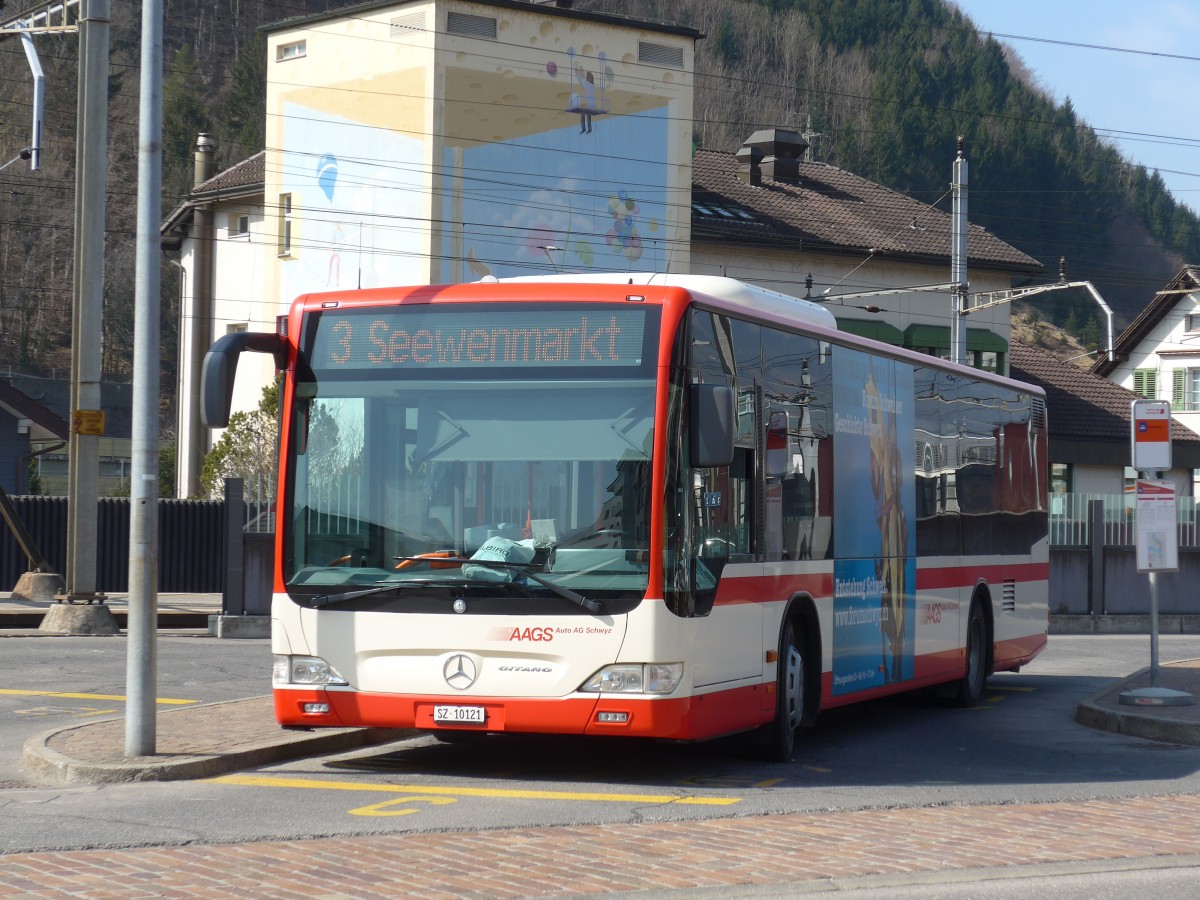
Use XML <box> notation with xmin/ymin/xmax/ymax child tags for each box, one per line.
<box><xmin>1174</xmin><ymin>369</ymin><xmax>1186</xmax><ymax>409</ymax></box>
<box><xmin>1133</xmin><ymin>369</ymin><xmax>1157</xmax><ymax>399</ymax></box>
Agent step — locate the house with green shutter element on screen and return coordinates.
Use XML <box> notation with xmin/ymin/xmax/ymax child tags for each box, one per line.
<box><xmin>1091</xmin><ymin>265</ymin><xmax>1200</xmax><ymax>456</ymax></box>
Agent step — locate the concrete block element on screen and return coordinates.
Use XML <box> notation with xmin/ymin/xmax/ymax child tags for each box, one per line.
<box><xmin>10</xmin><ymin>572</ymin><xmax>64</xmax><ymax>602</ymax></box>
<box><xmin>208</xmin><ymin>614</ymin><xmax>270</xmax><ymax>639</ymax></box>
<box><xmin>38</xmin><ymin>603</ymin><xmax>119</xmax><ymax>635</ymax></box>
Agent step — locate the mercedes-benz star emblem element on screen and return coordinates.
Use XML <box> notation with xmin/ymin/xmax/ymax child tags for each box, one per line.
<box><xmin>443</xmin><ymin>654</ymin><xmax>478</xmax><ymax>690</ymax></box>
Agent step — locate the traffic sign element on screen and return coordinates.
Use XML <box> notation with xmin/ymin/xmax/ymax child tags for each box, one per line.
<box><xmin>1131</xmin><ymin>399</ymin><xmax>1171</xmax><ymax>473</ymax></box>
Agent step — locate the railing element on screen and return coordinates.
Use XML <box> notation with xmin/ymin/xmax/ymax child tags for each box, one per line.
<box><xmin>1050</xmin><ymin>492</ymin><xmax>1200</xmax><ymax>548</ymax></box>
<box><xmin>240</xmin><ymin>472</ymin><xmax>275</xmax><ymax>534</ymax></box>
<box><xmin>0</xmin><ymin>495</ymin><xmax>226</xmax><ymax>592</ymax></box>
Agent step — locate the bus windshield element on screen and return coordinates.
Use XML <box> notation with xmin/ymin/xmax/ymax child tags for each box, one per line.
<box><xmin>283</xmin><ymin>303</ymin><xmax>659</xmax><ymax>606</ymax></box>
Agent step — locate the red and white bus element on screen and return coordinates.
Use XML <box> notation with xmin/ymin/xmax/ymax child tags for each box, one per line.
<box><xmin>202</xmin><ymin>274</ymin><xmax>1048</xmax><ymax>759</ymax></box>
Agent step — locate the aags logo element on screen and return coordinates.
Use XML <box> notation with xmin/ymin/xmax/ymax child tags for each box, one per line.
<box><xmin>490</xmin><ymin>626</ymin><xmax>555</xmax><ymax>642</ymax></box>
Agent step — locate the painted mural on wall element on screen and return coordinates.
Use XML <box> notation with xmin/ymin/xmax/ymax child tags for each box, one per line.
<box><xmin>276</xmin><ymin>32</ymin><xmax>681</xmax><ymax>297</ymax></box>
<box><xmin>280</xmin><ymin>101</ymin><xmax>427</xmax><ymax>301</ymax></box>
<box><xmin>831</xmin><ymin>348</ymin><xmax>917</xmax><ymax>696</ymax></box>
<box><xmin>437</xmin><ymin>44</ymin><xmax>674</xmax><ymax>282</ymax></box>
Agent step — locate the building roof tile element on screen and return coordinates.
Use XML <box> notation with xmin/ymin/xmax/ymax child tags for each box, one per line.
<box><xmin>692</xmin><ymin>149</ymin><xmax>1041</xmax><ymax>272</ymax></box>
<box><xmin>1011</xmin><ymin>341</ymin><xmax>1200</xmax><ymax>449</ymax></box>
<box><xmin>1090</xmin><ymin>264</ymin><xmax>1200</xmax><ymax>377</ymax></box>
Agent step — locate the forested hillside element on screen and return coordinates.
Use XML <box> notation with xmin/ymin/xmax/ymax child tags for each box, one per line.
<box><xmin>580</xmin><ymin>0</ymin><xmax>1197</xmax><ymax>330</ymax></box>
<box><xmin>1</xmin><ymin>0</ymin><xmax>1196</xmax><ymax>401</ymax></box>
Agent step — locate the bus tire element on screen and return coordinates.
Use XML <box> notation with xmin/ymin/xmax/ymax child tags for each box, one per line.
<box><xmin>955</xmin><ymin>599</ymin><xmax>989</xmax><ymax>707</ymax></box>
<box><xmin>763</xmin><ymin>617</ymin><xmax>804</xmax><ymax>762</ymax></box>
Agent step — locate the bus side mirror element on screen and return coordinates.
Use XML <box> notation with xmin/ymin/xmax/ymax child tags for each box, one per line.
<box><xmin>689</xmin><ymin>383</ymin><xmax>735</xmax><ymax>468</ymax></box>
<box><xmin>201</xmin><ymin>332</ymin><xmax>288</xmax><ymax>427</ymax></box>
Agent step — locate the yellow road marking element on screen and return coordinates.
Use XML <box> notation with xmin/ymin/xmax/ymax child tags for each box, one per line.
<box><xmin>0</xmin><ymin>688</ymin><xmax>198</xmax><ymax>705</ymax></box>
<box><xmin>213</xmin><ymin>773</ymin><xmax>742</xmax><ymax>806</ymax></box>
<box><xmin>350</xmin><ymin>796</ymin><xmax>458</xmax><ymax>817</ymax></box>
<box><xmin>16</xmin><ymin>705</ymin><xmax>119</xmax><ymax>718</ymax></box>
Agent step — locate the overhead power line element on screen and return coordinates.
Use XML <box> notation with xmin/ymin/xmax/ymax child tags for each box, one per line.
<box><xmin>982</xmin><ymin>30</ymin><xmax>1200</xmax><ymax>64</ymax></box>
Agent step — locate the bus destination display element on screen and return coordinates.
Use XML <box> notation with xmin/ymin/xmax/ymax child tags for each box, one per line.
<box><xmin>311</xmin><ymin>307</ymin><xmax>647</xmax><ymax>371</ymax></box>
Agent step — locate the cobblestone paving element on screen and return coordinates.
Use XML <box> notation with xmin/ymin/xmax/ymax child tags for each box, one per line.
<box><xmin>4</xmin><ymin>793</ymin><xmax>1200</xmax><ymax>897</ymax></box>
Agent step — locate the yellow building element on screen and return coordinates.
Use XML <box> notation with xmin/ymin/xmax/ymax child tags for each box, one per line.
<box><xmin>263</xmin><ymin>0</ymin><xmax>699</xmax><ymax>301</ymax></box>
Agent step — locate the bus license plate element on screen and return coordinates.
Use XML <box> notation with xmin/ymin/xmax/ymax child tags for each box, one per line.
<box><xmin>434</xmin><ymin>705</ymin><xmax>485</xmax><ymax>724</ymax></box>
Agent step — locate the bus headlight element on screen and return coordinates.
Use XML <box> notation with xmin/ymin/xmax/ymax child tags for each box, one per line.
<box><xmin>580</xmin><ymin>663</ymin><xmax>683</xmax><ymax>695</ymax></box>
<box><xmin>273</xmin><ymin>654</ymin><xmax>349</xmax><ymax>686</ymax></box>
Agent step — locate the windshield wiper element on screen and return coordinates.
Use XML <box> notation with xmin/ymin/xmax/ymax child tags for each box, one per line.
<box><xmin>309</xmin><ymin>582</ymin><xmax>420</xmax><ymax>608</ymax></box>
<box><xmin>518</xmin><ymin>566</ymin><xmax>606</xmax><ymax>614</ymax></box>
<box><xmin>403</xmin><ymin>556</ymin><xmax>605</xmax><ymax>614</ymax></box>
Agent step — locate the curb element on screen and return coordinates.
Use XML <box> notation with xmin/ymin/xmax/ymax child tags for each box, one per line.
<box><xmin>1050</xmin><ymin>614</ymin><xmax>1200</xmax><ymax>635</ymax></box>
<box><xmin>1074</xmin><ymin>665</ymin><xmax>1200</xmax><ymax>747</ymax></box>
<box><xmin>20</xmin><ymin>697</ymin><xmax>410</xmax><ymax>785</ymax></box>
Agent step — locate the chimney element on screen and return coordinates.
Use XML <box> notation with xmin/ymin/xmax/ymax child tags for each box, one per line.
<box><xmin>194</xmin><ymin>133</ymin><xmax>216</xmax><ymax>188</ymax></box>
<box><xmin>739</xmin><ymin>128</ymin><xmax>808</xmax><ymax>185</ymax></box>
<box><xmin>736</xmin><ymin>144</ymin><xmax>763</xmax><ymax>186</ymax></box>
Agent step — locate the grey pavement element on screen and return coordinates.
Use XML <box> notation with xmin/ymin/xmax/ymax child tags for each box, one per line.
<box><xmin>6</xmin><ymin>665</ymin><xmax>1200</xmax><ymax>898</ymax></box>
<box><xmin>5</xmin><ymin>591</ymin><xmax>1200</xmax><ymax>784</ymax></box>
<box><xmin>10</xmin><ymin>648</ymin><xmax>1200</xmax><ymax>787</ymax></box>
<box><xmin>7</xmin><ymin>598</ymin><xmax>1200</xmax><ymax>897</ymax></box>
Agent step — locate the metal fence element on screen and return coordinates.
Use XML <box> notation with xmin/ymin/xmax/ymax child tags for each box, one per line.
<box><xmin>0</xmin><ymin>496</ymin><xmax>227</xmax><ymax>593</ymax></box>
<box><xmin>1049</xmin><ymin>492</ymin><xmax>1200</xmax><ymax>548</ymax></box>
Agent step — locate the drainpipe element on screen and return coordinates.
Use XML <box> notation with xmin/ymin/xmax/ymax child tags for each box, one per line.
<box><xmin>186</xmin><ymin>134</ymin><xmax>216</xmax><ymax>497</ymax></box>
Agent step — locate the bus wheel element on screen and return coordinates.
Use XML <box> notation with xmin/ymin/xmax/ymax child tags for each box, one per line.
<box><xmin>763</xmin><ymin>618</ymin><xmax>804</xmax><ymax>762</ymax></box>
<box><xmin>955</xmin><ymin>600</ymin><xmax>988</xmax><ymax>707</ymax></box>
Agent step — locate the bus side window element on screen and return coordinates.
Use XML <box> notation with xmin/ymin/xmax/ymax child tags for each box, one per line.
<box><xmin>763</xmin><ymin>330</ymin><xmax>832</xmax><ymax>560</ymax></box>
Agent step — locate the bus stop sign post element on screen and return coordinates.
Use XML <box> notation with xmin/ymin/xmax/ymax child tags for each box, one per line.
<box><xmin>1120</xmin><ymin>400</ymin><xmax>1193</xmax><ymax>707</ymax></box>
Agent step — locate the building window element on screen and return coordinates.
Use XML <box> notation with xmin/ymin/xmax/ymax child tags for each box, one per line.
<box><xmin>446</xmin><ymin>12</ymin><xmax>496</xmax><ymax>39</ymax></box>
<box><xmin>968</xmin><ymin>349</ymin><xmax>1003</xmax><ymax>374</ymax></box>
<box><xmin>37</xmin><ymin>456</ymin><xmax>68</xmax><ymax>476</ymax></box>
<box><xmin>1050</xmin><ymin>463</ymin><xmax>1072</xmax><ymax>495</ymax></box>
<box><xmin>1170</xmin><ymin>368</ymin><xmax>1200</xmax><ymax>412</ymax></box>
<box><xmin>1132</xmin><ymin>368</ymin><xmax>1157</xmax><ymax>399</ymax></box>
<box><xmin>276</xmin><ymin>40</ymin><xmax>306</xmax><ymax>62</ymax></box>
<box><xmin>227</xmin><ymin>323</ymin><xmax>248</xmax><ymax>335</ymax></box>
<box><xmin>638</xmin><ymin>41</ymin><xmax>684</xmax><ymax>68</ymax></box>
<box><xmin>228</xmin><ymin>213</ymin><xmax>249</xmax><ymax>237</ymax></box>
<box><xmin>277</xmin><ymin>193</ymin><xmax>293</xmax><ymax>257</ymax></box>
<box><xmin>1187</xmin><ymin>313</ymin><xmax>1200</xmax><ymax>333</ymax></box>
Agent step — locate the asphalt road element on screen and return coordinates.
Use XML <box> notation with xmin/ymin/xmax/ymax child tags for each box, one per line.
<box><xmin>0</xmin><ymin>633</ymin><xmax>272</xmax><ymax>785</ymax></box>
<box><xmin>1</xmin><ymin>633</ymin><xmax>1199</xmax><ymax>855</ymax></box>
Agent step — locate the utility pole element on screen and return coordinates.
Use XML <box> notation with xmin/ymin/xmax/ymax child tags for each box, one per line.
<box><xmin>951</xmin><ymin>136</ymin><xmax>969</xmax><ymax>367</ymax></box>
<box><xmin>2</xmin><ymin>1</ymin><xmax>116</xmax><ymax>630</ymax></box>
<box><xmin>63</xmin><ymin>0</ymin><xmax>109</xmax><ymax>607</ymax></box>
<box><xmin>126</xmin><ymin>0</ymin><xmax>163</xmax><ymax>757</ymax></box>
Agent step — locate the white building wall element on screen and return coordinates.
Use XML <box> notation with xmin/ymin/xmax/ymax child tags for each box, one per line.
<box><xmin>1107</xmin><ymin>290</ymin><xmax>1200</xmax><ymax>440</ymax></box>
<box><xmin>1070</xmin><ymin>463</ymin><xmax>1123</xmax><ymax>494</ymax></box>
<box><xmin>175</xmin><ymin>199</ymin><xmax>271</xmax><ymax>498</ymax></box>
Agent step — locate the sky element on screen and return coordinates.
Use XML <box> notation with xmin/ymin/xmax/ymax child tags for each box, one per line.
<box><xmin>953</xmin><ymin>0</ymin><xmax>1200</xmax><ymax>214</ymax></box>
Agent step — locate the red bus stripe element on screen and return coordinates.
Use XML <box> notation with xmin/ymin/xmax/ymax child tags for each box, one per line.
<box><xmin>916</xmin><ymin>561</ymin><xmax>1049</xmax><ymax>591</ymax></box>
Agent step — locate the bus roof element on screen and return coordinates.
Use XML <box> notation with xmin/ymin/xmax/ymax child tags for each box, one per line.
<box><xmin>493</xmin><ymin>273</ymin><xmax>839</xmax><ymax>332</ymax></box>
